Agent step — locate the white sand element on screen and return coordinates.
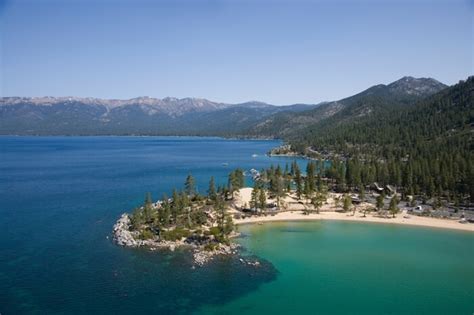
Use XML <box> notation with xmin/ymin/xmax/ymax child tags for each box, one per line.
<box><xmin>232</xmin><ymin>188</ymin><xmax>474</xmax><ymax>232</ymax></box>
<box><xmin>233</xmin><ymin>187</ymin><xmax>253</xmax><ymax>209</ymax></box>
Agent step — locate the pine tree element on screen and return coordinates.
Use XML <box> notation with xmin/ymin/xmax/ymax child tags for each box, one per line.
<box><xmin>228</xmin><ymin>169</ymin><xmax>244</xmax><ymax>199</ymax></box>
<box><xmin>376</xmin><ymin>192</ymin><xmax>385</xmax><ymax>211</ymax></box>
<box><xmin>208</xmin><ymin>176</ymin><xmax>217</xmax><ymax>201</ymax></box>
<box><xmin>290</xmin><ymin>161</ymin><xmax>296</xmax><ymax>177</ymax></box>
<box><xmin>251</xmin><ymin>182</ymin><xmax>260</xmax><ymax>211</ymax></box>
<box><xmin>294</xmin><ymin>163</ymin><xmax>303</xmax><ymax>200</ymax></box>
<box><xmin>389</xmin><ymin>195</ymin><xmax>399</xmax><ymax>218</ymax></box>
<box><xmin>275</xmin><ymin>174</ymin><xmax>285</xmax><ymax>209</ymax></box>
<box><xmin>259</xmin><ymin>188</ymin><xmax>267</xmax><ymax>214</ymax></box>
<box><xmin>159</xmin><ymin>194</ymin><xmax>171</xmax><ymax>227</ymax></box>
<box><xmin>343</xmin><ymin>194</ymin><xmax>352</xmax><ymax>212</ymax></box>
<box><xmin>311</xmin><ymin>193</ymin><xmax>324</xmax><ymax>214</ymax></box>
<box><xmin>130</xmin><ymin>207</ymin><xmax>144</xmax><ymax>230</ymax></box>
<box><xmin>171</xmin><ymin>189</ymin><xmax>180</xmax><ymax>223</ymax></box>
<box><xmin>143</xmin><ymin>192</ymin><xmax>153</xmax><ymax>223</ymax></box>
<box><xmin>185</xmin><ymin>173</ymin><xmax>196</xmax><ymax>197</ymax></box>
<box><xmin>215</xmin><ymin>195</ymin><xmax>232</xmax><ymax>241</ymax></box>
<box><xmin>285</xmin><ymin>173</ymin><xmax>292</xmax><ymax>192</ymax></box>
<box><xmin>306</xmin><ymin>161</ymin><xmax>315</xmax><ymax>193</ymax></box>
<box><xmin>358</xmin><ymin>184</ymin><xmax>365</xmax><ymax>201</ymax></box>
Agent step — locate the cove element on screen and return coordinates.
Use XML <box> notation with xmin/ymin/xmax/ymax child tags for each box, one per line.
<box><xmin>197</xmin><ymin>221</ymin><xmax>474</xmax><ymax>314</ymax></box>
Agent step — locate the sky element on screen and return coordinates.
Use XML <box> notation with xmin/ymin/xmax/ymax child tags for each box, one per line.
<box><xmin>0</xmin><ymin>0</ymin><xmax>472</xmax><ymax>105</ymax></box>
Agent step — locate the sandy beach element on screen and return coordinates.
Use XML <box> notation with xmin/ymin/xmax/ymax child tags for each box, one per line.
<box><xmin>231</xmin><ymin>188</ymin><xmax>474</xmax><ymax>232</ymax></box>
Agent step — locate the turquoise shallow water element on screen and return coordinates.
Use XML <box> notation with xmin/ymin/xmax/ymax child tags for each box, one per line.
<box><xmin>1</xmin><ymin>136</ymin><xmax>473</xmax><ymax>314</ymax></box>
<box><xmin>198</xmin><ymin>221</ymin><xmax>474</xmax><ymax>315</ymax></box>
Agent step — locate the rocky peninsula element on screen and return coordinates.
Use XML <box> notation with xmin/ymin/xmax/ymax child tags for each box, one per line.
<box><xmin>113</xmin><ymin>213</ymin><xmax>241</xmax><ymax>266</ymax></box>
<box><xmin>112</xmin><ymin>171</ymin><xmax>250</xmax><ymax>266</ymax></box>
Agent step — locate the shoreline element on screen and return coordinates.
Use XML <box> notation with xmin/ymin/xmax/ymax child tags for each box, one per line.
<box><xmin>234</xmin><ymin>211</ymin><xmax>474</xmax><ymax>232</ymax></box>
<box><xmin>113</xmin><ymin>184</ymin><xmax>473</xmax><ymax>266</ymax></box>
<box><xmin>232</xmin><ymin>187</ymin><xmax>474</xmax><ymax>233</ymax></box>
<box><xmin>0</xmin><ymin>134</ymin><xmax>279</xmax><ymax>141</ymax></box>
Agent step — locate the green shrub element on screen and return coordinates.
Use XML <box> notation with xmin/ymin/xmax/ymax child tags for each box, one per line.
<box><xmin>208</xmin><ymin>226</ymin><xmax>229</xmax><ymax>244</ymax></box>
<box><xmin>204</xmin><ymin>243</ymin><xmax>217</xmax><ymax>251</ymax></box>
<box><xmin>160</xmin><ymin>228</ymin><xmax>191</xmax><ymax>241</ymax></box>
<box><xmin>209</xmin><ymin>226</ymin><xmax>221</xmax><ymax>237</ymax></box>
<box><xmin>138</xmin><ymin>229</ymin><xmax>154</xmax><ymax>240</ymax></box>
<box><xmin>191</xmin><ymin>210</ymin><xmax>207</xmax><ymax>226</ymax></box>
<box><xmin>129</xmin><ymin>208</ymin><xmax>144</xmax><ymax>231</ymax></box>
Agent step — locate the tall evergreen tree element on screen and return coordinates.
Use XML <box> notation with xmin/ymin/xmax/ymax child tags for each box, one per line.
<box><xmin>208</xmin><ymin>176</ymin><xmax>217</xmax><ymax>201</ymax></box>
<box><xmin>294</xmin><ymin>163</ymin><xmax>303</xmax><ymax>200</ymax></box>
<box><xmin>376</xmin><ymin>192</ymin><xmax>385</xmax><ymax>211</ymax></box>
<box><xmin>259</xmin><ymin>188</ymin><xmax>267</xmax><ymax>214</ymax></box>
<box><xmin>343</xmin><ymin>194</ymin><xmax>352</xmax><ymax>212</ymax></box>
<box><xmin>228</xmin><ymin>169</ymin><xmax>245</xmax><ymax>199</ymax></box>
<box><xmin>250</xmin><ymin>184</ymin><xmax>260</xmax><ymax>211</ymax></box>
<box><xmin>389</xmin><ymin>195</ymin><xmax>399</xmax><ymax>218</ymax></box>
<box><xmin>143</xmin><ymin>192</ymin><xmax>153</xmax><ymax>223</ymax></box>
<box><xmin>171</xmin><ymin>189</ymin><xmax>181</xmax><ymax>223</ymax></box>
<box><xmin>185</xmin><ymin>173</ymin><xmax>196</xmax><ymax>197</ymax></box>
<box><xmin>306</xmin><ymin>161</ymin><xmax>315</xmax><ymax>193</ymax></box>
<box><xmin>159</xmin><ymin>193</ymin><xmax>171</xmax><ymax>227</ymax></box>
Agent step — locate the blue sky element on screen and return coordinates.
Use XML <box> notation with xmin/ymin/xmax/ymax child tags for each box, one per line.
<box><xmin>1</xmin><ymin>0</ymin><xmax>472</xmax><ymax>104</ymax></box>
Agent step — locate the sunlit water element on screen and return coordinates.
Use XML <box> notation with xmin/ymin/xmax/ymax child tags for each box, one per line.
<box><xmin>200</xmin><ymin>221</ymin><xmax>474</xmax><ymax>314</ymax></box>
<box><xmin>1</xmin><ymin>137</ymin><xmax>472</xmax><ymax>314</ymax></box>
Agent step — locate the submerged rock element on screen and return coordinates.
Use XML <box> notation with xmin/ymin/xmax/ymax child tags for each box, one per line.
<box><xmin>192</xmin><ymin>243</ymin><xmax>240</xmax><ymax>266</ymax></box>
<box><xmin>238</xmin><ymin>257</ymin><xmax>261</xmax><ymax>267</ymax></box>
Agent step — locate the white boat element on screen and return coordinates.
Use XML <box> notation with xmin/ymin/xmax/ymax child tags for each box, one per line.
<box><xmin>249</xmin><ymin>168</ymin><xmax>260</xmax><ymax>180</ymax></box>
<box><xmin>250</xmin><ymin>168</ymin><xmax>259</xmax><ymax>175</ymax></box>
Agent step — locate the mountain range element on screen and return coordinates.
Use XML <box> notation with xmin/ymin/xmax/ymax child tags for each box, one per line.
<box><xmin>0</xmin><ymin>97</ymin><xmax>318</xmax><ymax>136</ymax></box>
<box><xmin>0</xmin><ymin>76</ymin><xmax>448</xmax><ymax>136</ymax></box>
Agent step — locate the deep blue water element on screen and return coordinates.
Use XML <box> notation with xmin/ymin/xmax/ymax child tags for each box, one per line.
<box><xmin>0</xmin><ymin>136</ymin><xmax>296</xmax><ymax>314</ymax></box>
<box><xmin>1</xmin><ymin>137</ymin><xmax>473</xmax><ymax>314</ymax></box>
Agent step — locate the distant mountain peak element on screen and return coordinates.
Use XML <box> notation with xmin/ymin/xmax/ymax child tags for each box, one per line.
<box><xmin>387</xmin><ymin>76</ymin><xmax>447</xmax><ymax>97</ymax></box>
<box><xmin>398</xmin><ymin>75</ymin><xmax>416</xmax><ymax>81</ymax></box>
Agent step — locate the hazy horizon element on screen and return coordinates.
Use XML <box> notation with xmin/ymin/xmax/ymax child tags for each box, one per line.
<box><xmin>1</xmin><ymin>0</ymin><xmax>473</xmax><ymax>105</ymax></box>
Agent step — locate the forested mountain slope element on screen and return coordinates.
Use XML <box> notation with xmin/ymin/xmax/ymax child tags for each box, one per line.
<box><xmin>294</xmin><ymin>77</ymin><xmax>473</xmax><ymax>203</ymax></box>
<box><xmin>248</xmin><ymin>77</ymin><xmax>447</xmax><ymax>138</ymax></box>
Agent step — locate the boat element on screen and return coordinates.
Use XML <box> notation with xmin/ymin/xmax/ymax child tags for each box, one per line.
<box><xmin>250</xmin><ymin>168</ymin><xmax>260</xmax><ymax>177</ymax></box>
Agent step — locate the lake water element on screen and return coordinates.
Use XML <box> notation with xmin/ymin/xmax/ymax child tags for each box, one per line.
<box><xmin>1</xmin><ymin>136</ymin><xmax>473</xmax><ymax>314</ymax></box>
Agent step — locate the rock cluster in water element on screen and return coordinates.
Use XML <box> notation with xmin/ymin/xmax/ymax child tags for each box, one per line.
<box><xmin>113</xmin><ymin>213</ymin><xmax>243</xmax><ymax>266</ymax></box>
<box><xmin>113</xmin><ymin>214</ymin><xmax>139</xmax><ymax>247</ymax></box>
<box><xmin>192</xmin><ymin>243</ymin><xmax>240</xmax><ymax>266</ymax></box>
